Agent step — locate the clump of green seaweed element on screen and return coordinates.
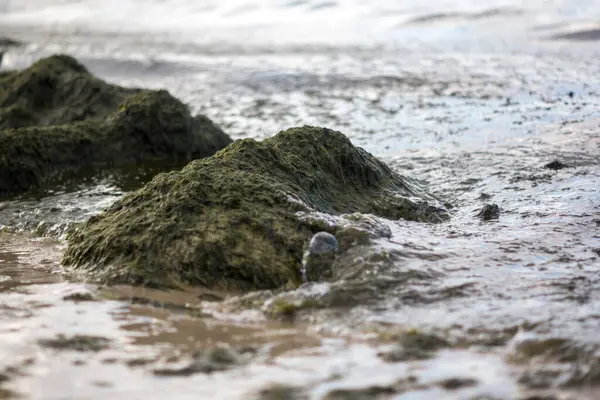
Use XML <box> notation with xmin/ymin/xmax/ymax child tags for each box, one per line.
<box><xmin>63</xmin><ymin>126</ymin><xmax>448</xmax><ymax>292</ymax></box>
<box><xmin>0</xmin><ymin>55</ymin><xmax>232</xmax><ymax>196</ymax></box>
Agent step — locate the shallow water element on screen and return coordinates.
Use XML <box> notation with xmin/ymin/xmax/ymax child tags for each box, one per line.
<box><xmin>1</xmin><ymin>0</ymin><xmax>600</xmax><ymax>399</ymax></box>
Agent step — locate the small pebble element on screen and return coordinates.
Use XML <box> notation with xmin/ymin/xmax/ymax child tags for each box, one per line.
<box><xmin>477</xmin><ymin>204</ymin><xmax>500</xmax><ymax>221</ymax></box>
<box><xmin>543</xmin><ymin>160</ymin><xmax>568</xmax><ymax>170</ymax></box>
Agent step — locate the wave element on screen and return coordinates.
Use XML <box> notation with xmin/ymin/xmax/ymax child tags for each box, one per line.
<box><xmin>1</xmin><ymin>0</ymin><xmax>599</xmax><ymax>46</ymax></box>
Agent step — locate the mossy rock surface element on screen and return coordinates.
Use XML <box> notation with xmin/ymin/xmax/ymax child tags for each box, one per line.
<box><xmin>0</xmin><ymin>55</ymin><xmax>232</xmax><ymax>196</ymax></box>
<box><xmin>63</xmin><ymin>126</ymin><xmax>448</xmax><ymax>292</ymax></box>
<box><xmin>0</xmin><ymin>55</ymin><xmax>136</xmax><ymax>129</ymax></box>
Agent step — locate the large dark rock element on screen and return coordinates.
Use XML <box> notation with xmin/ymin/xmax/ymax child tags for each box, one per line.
<box><xmin>0</xmin><ymin>55</ymin><xmax>232</xmax><ymax>196</ymax></box>
<box><xmin>63</xmin><ymin>126</ymin><xmax>448</xmax><ymax>292</ymax></box>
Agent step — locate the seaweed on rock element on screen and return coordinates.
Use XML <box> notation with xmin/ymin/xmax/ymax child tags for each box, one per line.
<box><xmin>0</xmin><ymin>55</ymin><xmax>136</xmax><ymax>130</ymax></box>
<box><xmin>63</xmin><ymin>126</ymin><xmax>448</xmax><ymax>292</ymax></box>
<box><xmin>0</xmin><ymin>55</ymin><xmax>232</xmax><ymax>196</ymax></box>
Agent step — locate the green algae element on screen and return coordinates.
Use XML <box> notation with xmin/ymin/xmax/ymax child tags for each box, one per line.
<box><xmin>63</xmin><ymin>126</ymin><xmax>448</xmax><ymax>292</ymax></box>
<box><xmin>0</xmin><ymin>55</ymin><xmax>136</xmax><ymax>130</ymax></box>
<box><xmin>0</xmin><ymin>55</ymin><xmax>232</xmax><ymax>197</ymax></box>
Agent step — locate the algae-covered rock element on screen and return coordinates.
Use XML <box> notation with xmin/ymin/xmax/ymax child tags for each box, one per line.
<box><xmin>0</xmin><ymin>55</ymin><xmax>232</xmax><ymax>196</ymax></box>
<box><xmin>63</xmin><ymin>126</ymin><xmax>448</xmax><ymax>291</ymax></box>
<box><xmin>0</xmin><ymin>55</ymin><xmax>135</xmax><ymax>130</ymax></box>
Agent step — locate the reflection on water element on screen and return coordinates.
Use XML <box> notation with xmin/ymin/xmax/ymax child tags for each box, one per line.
<box><xmin>0</xmin><ymin>235</ymin><xmax>326</xmax><ymax>399</ymax></box>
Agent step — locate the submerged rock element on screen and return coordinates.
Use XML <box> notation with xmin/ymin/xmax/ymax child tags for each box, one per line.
<box><xmin>0</xmin><ymin>55</ymin><xmax>232</xmax><ymax>196</ymax></box>
<box><xmin>63</xmin><ymin>126</ymin><xmax>448</xmax><ymax>291</ymax></box>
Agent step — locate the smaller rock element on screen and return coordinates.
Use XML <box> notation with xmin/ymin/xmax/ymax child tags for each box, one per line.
<box><xmin>543</xmin><ymin>160</ymin><xmax>568</xmax><ymax>170</ymax></box>
<box><xmin>476</xmin><ymin>204</ymin><xmax>500</xmax><ymax>221</ymax></box>
<box><xmin>301</xmin><ymin>232</ymin><xmax>339</xmax><ymax>282</ymax></box>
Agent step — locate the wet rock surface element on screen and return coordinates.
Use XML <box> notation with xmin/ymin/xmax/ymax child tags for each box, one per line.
<box><xmin>62</xmin><ymin>126</ymin><xmax>448</xmax><ymax>291</ymax></box>
<box><xmin>0</xmin><ymin>55</ymin><xmax>232</xmax><ymax>197</ymax></box>
<box><xmin>0</xmin><ymin>54</ymin><xmax>136</xmax><ymax>130</ymax></box>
